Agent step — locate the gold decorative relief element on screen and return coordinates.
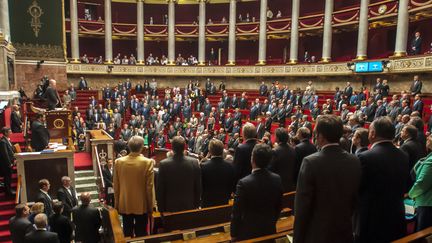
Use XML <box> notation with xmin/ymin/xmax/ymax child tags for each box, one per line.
<box><xmin>14</xmin><ymin>43</ymin><xmax>63</xmax><ymax>60</ymax></box>
<box><xmin>28</xmin><ymin>0</ymin><xmax>44</xmax><ymax>37</ymax></box>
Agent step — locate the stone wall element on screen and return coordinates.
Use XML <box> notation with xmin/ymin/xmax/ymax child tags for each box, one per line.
<box><xmin>15</xmin><ymin>61</ymin><xmax>67</xmax><ymax>96</ymax></box>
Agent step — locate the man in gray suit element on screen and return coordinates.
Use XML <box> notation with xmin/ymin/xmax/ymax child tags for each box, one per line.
<box><xmin>157</xmin><ymin>136</ymin><xmax>202</xmax><ymax>212</ymax></box>
<box><xmin>294</xmin><ymin>115</ymin><xmax>361</xmax><ymax>243</ymax></box>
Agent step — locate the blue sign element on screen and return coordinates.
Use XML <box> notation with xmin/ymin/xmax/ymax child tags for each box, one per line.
<box><xmin>368</xmin><ymin>61</ymin><xmax>384</xmax><ymax>72</ymax></box>
<box><xmin>355</xmin><ymin>62</ymin><xmax>369</xmax><ymax>72</ymax></box>
<box><xmin>354</xmin><ymin>61</ymin><xmax>384</xmax><ymax>73</ymax></box>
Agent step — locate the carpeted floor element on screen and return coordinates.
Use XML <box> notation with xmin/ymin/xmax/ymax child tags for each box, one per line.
<box><xmin>74</xmin><ymin>152</ymin><xmax>93</xmax><ymax>170</ymax></box>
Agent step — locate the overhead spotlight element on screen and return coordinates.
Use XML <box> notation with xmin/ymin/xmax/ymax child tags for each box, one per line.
<box><xmin>346</xmin><ymin>62</ymin><xmax>355</xmax><ymax>71</ymax></box>
<box><xmin>36</xmin><ymin>60</ymin><xmax>45</xmax><ymax>69</ymax></box>
<box><xmin>382</xmin><ymin>60</ymin><xmax>391</xmax><ymax>69</ymax></box>
<box><xmin>107</xmin><ymin>65</ymin><xmax>114</xmax><ymax>73</ymax></box>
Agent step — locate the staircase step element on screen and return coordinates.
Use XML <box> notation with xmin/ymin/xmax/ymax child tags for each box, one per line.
<box><xmin>0</xmin><ymin>201</ymin><xmax>15</xmax><ymax>211</ymax></box>
<box><xmin>0</xmin><ymin>220</ymin><xmax>10</xmax><ymax>232</ymax></box>
<box><xmin>0</xmin><ymin>230</ymin><xmax>11</xmax><ymax>242</ymax></box>
<box><xmin>74</xmin><ymin>170</ymin><xmax>94</xmax><ymax>178</ymax></box>
<box><xmin>75</xmin><ymin>176</ymin><xmax>97</xmax><ymax>184</ymax></box>
<box><xmin>0</xmin><ymin>210</ymin><xmax>15</xmax><ymax>221</ymax></box>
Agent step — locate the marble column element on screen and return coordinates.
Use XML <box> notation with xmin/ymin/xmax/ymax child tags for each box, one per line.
<box><xmin>288</xmin><ymin>0</ymin><xmax>300</xmax><ymax>64</ymax></box>
<box><xmin>257</xmin><ymin>0</ymin><xmax>267</xmax><ymax>65</ymax></box>
<box><xmin>227</xmin><ymin>0</ymin><xmax>236</xmax><ymax>65</ymax></box>
<box><xmin>104</xmin><ymin>0</ymin><xmax>113</xmax><ymax>63</ymax></box>
<box><xmin>0</xmin><ymin>0</ymin><xmax>10</xmax><ymax>43</ymax></box>
<box><xmin>321</xmin><ymin>0</ymin><xmax>333</xmax><ymax>62</ymax></box>
<box><xmin>355</xmin><ymin>0</ymin><xmax>369</xmax><ymax>60</ymax></box>
<box><xmin>137</xmin><ymin>0</ymin><xmax>144</xmax><ymax>64</ymax></box>
<box><xmin>394</xmin><ymin>0</ymin><xmax>409</xmax><ymax>57</ymax></box>
<box><xmin>167</xmin><ymin>0</ymin><xmax>176</xmax><ymax>65</ymax></box>
<box><xmin>198</xmin><ymin>0</ymin><xmax>206</xmax><ymax>65</ymax></box>
<box><xmin>70</xmin><ymin>0</ymin><xmax>80</xmax><ymax>62</ymax></box>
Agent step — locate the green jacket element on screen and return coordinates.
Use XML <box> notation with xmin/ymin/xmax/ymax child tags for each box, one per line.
<box><xmin>409</xmin><ymin>153</ymin><xmax>432</xmax><ymax>207</ymax></box>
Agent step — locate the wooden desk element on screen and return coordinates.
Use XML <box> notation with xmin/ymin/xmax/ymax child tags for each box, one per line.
<box><xmin>15</xmin><ymin>150</ymin><xmax>75</xmax><ymax>203</ymax></box>
<box><xmin>86</xmin><ymin>129</ymin><xmax>114</xmax><ymax>174</ymax></box>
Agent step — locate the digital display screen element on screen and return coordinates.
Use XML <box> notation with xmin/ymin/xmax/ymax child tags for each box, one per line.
<box><xmin>355</xmin><ymin>61</ymin><xmax>383</xmax><ymax>73</ymax></box>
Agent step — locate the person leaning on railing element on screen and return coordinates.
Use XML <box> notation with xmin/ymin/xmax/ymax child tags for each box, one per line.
<box><xmin>409</xmin><ymin>134</ymin><xmax>432</xmax><ymax>231</ymax></box>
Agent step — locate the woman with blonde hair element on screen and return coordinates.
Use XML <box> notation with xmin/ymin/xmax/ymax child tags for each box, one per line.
<box><xmin>28</xmin><ymin>202</ymin><xmax>44</xmax><ymax>224</ymax></box>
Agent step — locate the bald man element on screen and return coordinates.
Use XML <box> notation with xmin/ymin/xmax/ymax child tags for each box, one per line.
<box><xmin>71</xmin><ymin>193</ymin><xmax>101</xmax><ymax>243</ymax></box>
<box><xmin>43</xmin><ymin>79</ymin><xmax>60</xmax><ymax>111</ymax></box>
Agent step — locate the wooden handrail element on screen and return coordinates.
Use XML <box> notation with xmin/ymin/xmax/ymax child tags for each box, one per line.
<box><xmin>94</xmin><ymin>146</ymin><xmax>105</xmax><ymax>190</ymax></box>
<box><xmin>15</xmin><ymin>175</ymin><xmax>21</xmax><ymax>204</ymax></box>
<box><xmin>392</xmin><ymin>226</ymin><xmax>432</xmax><ymax>243</ymax></box>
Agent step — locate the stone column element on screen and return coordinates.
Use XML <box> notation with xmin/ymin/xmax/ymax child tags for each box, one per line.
<box><xmin>137</xmin><ymin>0</ymin><xmax>144</xmax><ymax>64</ymax></box>
<box><xmin>394</xmin><ymin>0</ymin><xmax>409</xmax><ymax>57</ymax></box>
<box><xmin>257</xmin><ymin>0</ymin><xmax>267</xmax><ymax>65</ymax></box>
<box><xmin>167</xmin><ymin>0</ymin><xmax>176</xmax><ymax>65</ymax></box>
<box><xmin>70</xmin><ymin>0</ymin><xmax>80</xmax><ymax>63</ymax></box>
<box><xmin>227</xmin><ymin>0</ymin><xmax>236</xmax><ymax>65</ymax></box>
<box><xmin>0</xmin><ymin>0</ymin><xmax>10</xmax><ymax>43</ymax></box>
<box><xmin>288</xmin><ymin>0</ymin><xmax>300</xmax><ymax>64</ymax></box>
<box><xmin>104</xmin><ymin>0</ymin><xmax>113</xmax><ymax>63</ymax></box>
<box><xmin>198</xmin><ymin>0</ymin><xmax>206</xmax><ymax>65</ymax></box>
<box><xmin>321</xmin><ymin>0</ymin><xmax>333</xmax><ymax>62</ymax></box>
<box><xmin>355</xmin><ymin>0</ymin><xmax>369</xmax><ymax>60</ymax></box>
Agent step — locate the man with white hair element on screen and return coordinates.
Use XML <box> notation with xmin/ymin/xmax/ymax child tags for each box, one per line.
<box><xmin>233</xmin><ymin>122</ymin><xmax>257</xmax><ymax>183</ymax></box>
<box><xmin>44</xmin><ymin>79</ymin><xmax>60</xmax><ymax>110</ymax></box>
<box><xmin>57</xmin><ymin>176</ymin><xmax>78</xmax><ymax>219</ymax></box>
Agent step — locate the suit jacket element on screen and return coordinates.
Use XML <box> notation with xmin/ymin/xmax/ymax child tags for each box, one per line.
<box><xmin>410</xmin><ymin>80</ymin><xmax>422</xmax><ymax>95</ymax></box>
<box><xmin>400</xmin><ymin>139</ymin><xmax>426</xmax><ymax>189</ymax></box>
<box><xmin>36</xmin><ymin>190</ymin><xmax>53</xmax><ymax>216</ymax></box>
<box><xmin>401</xmin><ymin>106</ymin><xmax>412</xmax><ymax>116</ymax></box>
<box><xmin>269</xmin><ymin>144</ymin><xmax>296</xmax><ymax>192</ymax></box>
<box><xmin>11</xmin><ymin>111</ymin><xmax>22</xmax><ymax>133</ymax></box>
<box><xmin>9</xmin><ymin>216</ymin><xmax>34</xmax><ymax>243</ymax></box>
<box><xmin>200</xmin><ymin>157</ymin><xmax>235</xmax><ymax>207</ymax></box>
<box><xmin>49</xmin><ymin>213</ymin><xmax>73</xmax><ymax>243</ymax></box>
<box><xmin>71</xmin><ymin>205</ymin><xmax>101</xmax><ymax>243</ymax></box>
<box><xmin>78</xmin><ymin>79</ymin><xmax>88</xmax><ymax>90</ymax></box>
<box><xmin>294</xmin><ymin>140</ymin><xmax>317</xmax><ymax>182</ymax></box>
<box><xmin>355</xmin><ymin>142</ymin><xmax>409</xmax><ymax>243</ymax></box>
<box><xmin>413</xmin><ymin>100</ymin><xmax>424</xmax><ymax>114</ymax></box>
<box><xmin>44</xmin><ymin>87</ymin><xmax>59</xmax><ymax>110</ymax></box>
<box><xmin>256</xmin><ymin>123</ymin><xmax>265</xmax><ymax>139</ymax></box>
<box><xmin>233</xmin><ymin>139</ymin><xmax>257</xmax><ymax>183</ymax></box>
<box><xmin>102</xmin><ymin>166</ymin><xmax>113</xmax><ymax>188</ymax></box>
<box><xmin>25</xmin><ymin>229</ymin><xmax>59</xmax><ymax>243</ymax></box>
<box><xmin>411</xmin><ymin>37</ymin><xmax>422</xmax><ymax>55</ymax></box>
<box><xmin>0</xmin><ymin>136</ymin><xmax>14</xmax><ymax>172</ymax></box>
<box><xmin>57</xmin><ymin>186</ymin><xmax>78</xmax><ymax>218</ymax></box>
<box><xmin>231</xmin><ymin>169</ymin><xmax>283</xmax><ymax>241</ymax></box>
<box><xmin>374</xmin><ymin>105</ymin><xmax>387</xmax><ymax>119</ymax></box>
<box><xmin>114</xmin><ymin>153</ymin><xmax>154</xmax><ymax>214</ymax></box>
<box><xmin>31</xmin><ymin>120</ymin><xmax>50</xmax><ymax>151</ymax></box>
<box><xmin>294</xmin><ymin>145</ymin><xmax>361</xmax><ymax>243</ymax></box>
<box><xmin>157</xmin><ymin>155</ymin><xmax>201</xmax><ymax>212</ymax></box>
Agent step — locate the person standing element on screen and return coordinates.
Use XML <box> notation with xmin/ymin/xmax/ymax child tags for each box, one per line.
<box><xmin>44</xmin><ymin>79</ymin><xmax>60</xmax><ymax>111</ymax></box>
<box><xmin>233</xmin><ymin>123</ymin><xmax>258</xmax><ymax>183</ymax></box>
<box><xmin>200</xmin><ymin>139</ymin><xmax>235</xmax><ymax>208</ymax></box>
<box><xmin>409</xmin><ymin>134</ymin><xmax>432</xmax><ymax>231</ymax></box>
<box><xmin>71</xmin><ymin>192</ymin><xmax>102</xmax><ymax>243</ymax></box>
<box><xmin>103</xmin><ymin>159</ymin><xmax>115</xmax><ymax>207</ymax></box>
<box><xmin>157</xmin><ymin>136</ymin><xmax>201</xmax><ymax>213</ymax></box>
<box><xmin>24</xmin><ymin>213</ymin><xmax>59</xmax><ymax>243</ymax></box>
<box><xmin>78</xmin><ymin>76</ymin><xmax>88</xmax><ymax>90</ymax></box>
<box><xmin>31</xmin><ymin>113</ymin><xmax>50</xmax><ymax>152</ymax></box>
<box><xmin>410</xmin><ymin>31</ymin><xmax>422</xmax><ymax>55</ymax></box>
<box><xmin>10</xmin><ymin>105</ymin><xmax>22</xmax><ymax>133</ymax></box>
<box><xmin>9</xmin><ymin>204</ymin><xmax>33</xmax><ymax>243</ymax></box>
<box><xmin>355</xmin><ymin>117</ymin><xmax>409</xmax><ymax>242</ymax></box>
<box><xmin>114</xmin><ymin>136</ymin><xmax>155</xmax><ymax>237</ymax></box>
<box><xmin>294</xmin><ymin>127</ymin><xmax>317</xmax><ymax>182</ymax></box>
<box><xmin>269</xmin><ymin>128</ymin><xmax>296</xmax><ymax>192</ymax></box>
<box><xmin>294</xmin><ymin>115</ymin><xmax>361</xmax><ymax>243</ymax></box>
<box><xmin>0</xmin><ymin>127</ymin><xmax>15</xmax><ymax>195</ymax></box>
<box><xmin>230</xmin><ymin>144</ymin><xmax>283</xmax><ymax>241</ymax></box>
<box><xmin>56</xmin><ymin>176</ymin><xmax>78</xmax><ymax>219</ymax></box>
<box><xmin>410</xmin><ymin>75</ymin><xmax>422</xmax><ymax>96</ymax></box>
<box><xmin>49</xmin><ymin>202</ymin><xmax>73</xmax><ymax>243</ymax></box>
<box><xmin>36</xmin><ymin>179</ymin><xmax>53</xmax><ymax>217</ymax></box>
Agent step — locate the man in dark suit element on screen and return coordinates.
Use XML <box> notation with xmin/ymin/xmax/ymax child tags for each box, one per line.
<box><xmin>410</xmin><ymin>75</ymin><xmax>422</xmax><ymax>95</ymax></box>
<box><xmin>400</xmin><ymin>124</ymin><xmax>426</xmax><ymax>189</ymax></box>
<box><xmin>9</xmin><ymin>204</ymin><xmax>33</xmax><ymax>243</ymax></box>
<box><xmin>31</xmin><ymin>113</ymin><xmax>50</xmax><ymax>152</ymax></box>
<box><xmin>57</xmin><ymin>176</ymin><xmax>78</xmax><ymax>219</ymax></box>
<box><xmin>294</xmin><ymin>127</ymin><xmax>317</xmax><ymax>182</ymax></box>
<box><xmin>413</xmin><ymin>94</ymin><xmax>424</xmax><ymax>116</ymax></box>
<box><xmin>102</xmin><ymin>159</ymin><xmax>114</xmax><ymax>207</ymax></box>
<box><xmin>355</xmin><ymin>117</ymin><xmax>409</xmax><ymax>242</ymax></box>
<box><xmin>259</xmin><ymin>81</ymin><xmax>268</xmax><ymax>96</ymax></box>
<box><xmin>231</xmin><ymin>143</ymin><xmax>283</xmax><ymax>241</ymax></box>
<box><xmin>374</xmin><ymin>100</ymin><xmax>387</xmax><ymax>119</ymax></box>
<box><xmin>233</xmin><ymin>123</ymin><xmax>258</xmax><ymax>183</ymax></box>
<box><xmin>256</xmin><ymin>118</ymin><xmax>266</xmax><ymax>139</ymax></box>
<box><xmin>410</xmin><ymin>31</ymin><xmax>422</xmax><ymax>55</ymax></box>
<box><xmin>36</xmin><ymin>179</ymin><xmax>53</xmax><ymax>217</ymax></box>
<box><xmin>49</xmin><ymin>201</ymin><xmax>73</xmax><ymax>243</ymax></box>
<box><xmin>157</xmin><ymin>136</ymin><xmax>202</xmax><ymax>212</ymax></box>
<box><xmin>269</xmin><ymin>128</ymin><xmax>296</xmax><ymax>192</ymax></box>
<box><xmin>10</xmin><ymin>105</ymin><xmax>22</xmax><ymax>133</ymax></box>
<box><xmin>71</xmin><ymin>192</ymin><xmax>102</xmax><ymax>243</ymax></box>
<box><xmin>78</xmin><ymin>76</ymin><xmax>88</xmax><ymax>90</ymax></box>
<box><xmin>351</xmin><ymin>128</ymin><xmax>369</xmax><ymax>156</ymax></box>
<box><xmin>44</xmin><ymin>79</ymin><xmax>60</xmax><ymax>110</ymax></box>
<box><xmin>401</xmin><ymin>99</ymin><xmax>412</xmax><ymax>116</ymax></box>
<box><xmin>344</xmin><ymin>82</ymin><xmax>353</xmax><ymax>100</ymax></box>
<box><xmin>0</xmin><ymin>127</ymin><xmax>15</xmax><ymax>195</ymax></box>
<box><xmin>294</xmin><ymin>115</ymin><xmax>361</xmax><ymax>243</ymax></box>
<box><xmin>25</xmin><ymin>213</ymin><xmax>59</xmax><ymax>243</ymax></box>
<box><xmin>200</xmin><ymin>140</ymin><xmax>235</xmax><ymax>207</ymax></box>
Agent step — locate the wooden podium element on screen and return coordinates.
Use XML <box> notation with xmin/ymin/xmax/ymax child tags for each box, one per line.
<box><xmin>86</xmin><ymin>130</ymin><xmax>114</xmax><ymax>175</ymax></box>
<box><xmin>45</xmin><ymin>110</ymin><xmax>74</xmax><ymax>150</ymax></box>
<box><xmin>15</xmin><ymin>151</ymin><xmax>75</xmax><ymax>203</ymax></box>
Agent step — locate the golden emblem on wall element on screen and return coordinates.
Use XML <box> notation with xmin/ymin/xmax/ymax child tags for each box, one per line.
<box><xmin>28</xmin><ymin>0</ymin><xmax>44</xmax><ymax>37</ymax></box>
<box><xmin>53</xmin><ymin>118</ymin><xmax>65</xmax><ymax>128</ymax></box>
<box><xmin>378</xmin><ymin>4</ymin><xmax>387</xmax><ymax>15</ymax></box>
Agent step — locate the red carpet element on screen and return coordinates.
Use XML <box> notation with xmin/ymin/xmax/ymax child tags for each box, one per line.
<box><xmin>74</xmin><ymin>152</ymin><xmax>93</xmax><ymax>171</ymax></box>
